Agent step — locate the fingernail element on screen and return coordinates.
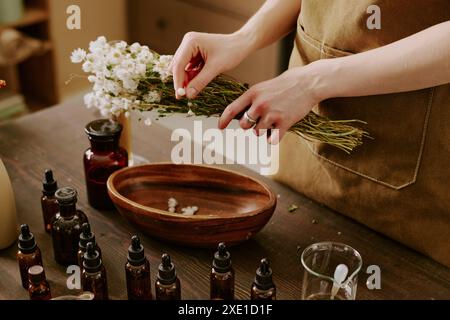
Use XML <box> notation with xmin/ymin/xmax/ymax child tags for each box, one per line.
<box><xmin>187</xmin><ymin>87</ymin><xmax>197</xmax><ymax>99</ymax></box>
<box><xmin>176</xmin><ymin>88</ymin><xmax>186</xmax><ymax>97</ymax></box>
<box><xmin>269</xmin><ymin>130</ymin><xmax>280</xmax><ymax>145</ymax></box>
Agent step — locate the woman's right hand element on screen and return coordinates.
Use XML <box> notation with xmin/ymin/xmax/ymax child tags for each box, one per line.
<box><xmin>170</xmin><ymin>32</ymin><xmax>253</xmax><ymax>99</ymax></box>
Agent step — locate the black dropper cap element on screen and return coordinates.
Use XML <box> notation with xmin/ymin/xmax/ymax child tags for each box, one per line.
<box><xmin>79</xmin><ymin>223</ymin><xmax>96</xmax><ymax>250</ymax></box>
<box><xmin>85</xmin><ymin>119</ymin><xmax>122</xmax><ymax>141</ymax></box>
<box><xmin>55</xmin><ymin>187</ymin><xmax>77</xmax><ymax>206</ymax></box>
<box><xmin>42</xmin><ymin>169</ymin><xmax>58</xmax><ymax>196</ymax></box>
<box><xmin>18</xmin><ymin>224</ymin><xmax>37</xmax><ymax>254</ymax></box>
<box><xmin>157</xmin><ymin>254</ymin><xmax>176</xmax><ymax>285</ymax></box>
<box><xmin>212</xmin><ymin>243</ymin><xmax>232</xmax><ymax>273</ymax></box>
<box><xmin>127</xmin><ymin>235</ymin><xmax>145</xmax><ymax>266</ymax></box>
<box><xmin>254</xmin><ymin>258</ymin><xmax>275</xmax><ymax>291</ymax></box>
<box><xmin>83</xmin><ymin>242</ymin><xmax>102</xmax><ymax>273</ymax></box>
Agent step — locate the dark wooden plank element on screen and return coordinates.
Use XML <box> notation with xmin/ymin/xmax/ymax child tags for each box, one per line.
<box><xmin>0</xmin><ymin>100</ymin><xmax>449</xmax><ymax>300</ymax></box>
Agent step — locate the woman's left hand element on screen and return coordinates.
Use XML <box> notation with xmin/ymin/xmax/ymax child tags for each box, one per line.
<box><xmin>218</xmin><ymin>62</ymin><xmax>326</xmax><ymax>144</ymax></box>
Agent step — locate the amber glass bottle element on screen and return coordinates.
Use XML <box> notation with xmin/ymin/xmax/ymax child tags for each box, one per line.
<box><xmin>40</xmin><ymin>169</ymin><xmax>58</xmax><ymax>233</ymax></box>
<box><xmin>77</xmin><ymin>223</ymin><xmax>102</xmax><ymax>270</ymax></box>
<box><xmin>28</xmin><ymin>265</ymin><xmax>51</xmax><ymax>300</ymax></box>
<box><xmin>125</xmin><ymin>235</ymin><xmax>152</xmax><ymax>300</ymax></box>
<box><xmin>251</xmin><ymin>258</ymin><xmax>276</xmax><ymax>300</ymax></box>
<box><xmin>17</xmin><ymin>224</ymin><xmax>43</xmax><ymax>289</ymax></box>
<box><xmin>82</xmin><ymin>242</ymin><xmax>108</xmax><ymax>300</ymax></box>
<box><xmin>51</xmin><ymin>187</ymin><xmax>88</xmax><ymax>266</ymax></box>
<box><xmin>155</xmin><ymin>254</ymin><xmax>181</xmax><ymax>300</ymax></box>
<box><xmin>210</xmin><ymin>243</ymin><xmax>234</xmax><ymax>300</ymax></box>
<box><xmin>83</xmin><ymin>119</ymin><xmax>128</xmax><ymax>210</ymax></box>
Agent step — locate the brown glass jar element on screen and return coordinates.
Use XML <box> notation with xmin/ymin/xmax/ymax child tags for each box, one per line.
<box><xmin>17</xmin><ymin>224</ymin><xmax>43</xmax><ymax>289</ymax></box>
<box><xmin>40</xmin><ymin>169</ymin><xmax>59</xmax><ymax>233</ymax></box>
<box><xmin>83</xmin><ymin>119</ymin><xmax>128</xmax><ymax>210</ymax></box>
<box><xmin>82</xmin><ymin>242</ymin><xmax>108</xmax><ymax>300</ymax></box>
<box><xmin>125</xmin><ymin>235</ymin><xmax>152</xmax><ymax>300</ymax></box>
<box><xmin>250</xmin><ymin>258</ymin><xmax>276</xmax><ymax>300</ymax></box>
<box><xmin>51</xmin><ymin>187</ymin><xmax>88</xmax><ymax>266</ymax></box>
<box><xmin>155</xmin><ymin>254</ymin><xmax>181</xmax><ymax>300</ymax></box>
<box><xmin>210</xmin><ymin>243</ymin><xmax>234</xmax><ymax>300</ymax></box>
<box><xmin>28</xmin><ymin>265</ymin><xmax>51</xmax><ymax>300</ymax></box>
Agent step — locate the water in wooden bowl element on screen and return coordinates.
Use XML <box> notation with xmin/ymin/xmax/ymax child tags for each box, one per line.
<box><xmin>107</xmin><ymin>164</ymin><xmax>277</xmax><ymax>248</ymax></box>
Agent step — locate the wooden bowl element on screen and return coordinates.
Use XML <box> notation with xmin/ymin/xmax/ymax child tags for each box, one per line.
<box><xmin>107</xmin><ymin>163</ymin><xmax>277</xmax><ymax>248</ymax></box>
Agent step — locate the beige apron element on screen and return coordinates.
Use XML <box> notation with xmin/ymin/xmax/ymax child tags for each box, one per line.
<box><xmin>275</xmin><ymin>0</ymin><xmax>450</xmax><ymax>266</ymax></box>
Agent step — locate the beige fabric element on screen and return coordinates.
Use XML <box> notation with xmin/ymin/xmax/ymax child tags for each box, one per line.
<box><xmin>274</xmin><ymin>0</ymin><xmax>450</xmax><ymax>266</ymax></box>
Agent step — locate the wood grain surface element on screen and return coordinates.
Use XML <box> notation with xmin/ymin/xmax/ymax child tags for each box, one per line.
<box><xmin>0</xmin><ymin>100</ymin><xmax>449</xmax><ymax>300</ymax></box>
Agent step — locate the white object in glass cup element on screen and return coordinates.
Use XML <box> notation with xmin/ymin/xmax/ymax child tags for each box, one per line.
<box><xmin>301</xmin><ymin>242</ymin><xmax>363</xmax><ymax>300</ymax></box>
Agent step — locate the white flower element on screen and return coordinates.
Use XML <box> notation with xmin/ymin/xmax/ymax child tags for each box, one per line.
<box><xmin>143</xmin><ymin>91</ymin><xmax>161</xmax><ymax>104</ymax></box>
<box><xmin>144</xmin><ymin>118</ymin><xmax>152</xmax><ymax>126</ymax></box>
<box><xmin>168</xmin><ymin>198</ymin><xmax>178</xmax><ymax>208</ymax></box>
<box><xmin>89</xmin><ymin>36</ymin><xmax>108</xmax><ymax>54</ymax></box>
<box><xmin>84</xmin><ymin>93</ymin><xmax>97</xmax><ymax>109</ymax></box>
<box><xmin>70</xmin><ymin>48</ymin><xmax>87</xmax><ymax>63</ymax></box>
<box><xmin>130</xmin><ymin>42</ymin><xmax>141</xmax><ymax>53</ymax></box>
<box><xmin>181</xmin><ymin>206</ymin><xmax>198</xmax><ymax>216</ymax></box>
<box><xmin>153</xmin><ymin>55</ymin><xmax>173</xmax><ymax>81</ymax></box>
<box><xmin>82</xmin><ymin>61</ymin><xmax>94</xmax><ymax>73</ymax></box>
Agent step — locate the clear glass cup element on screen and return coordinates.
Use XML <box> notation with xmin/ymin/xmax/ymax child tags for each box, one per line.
<box><xmin>301</xmin><ymin>242</ymin><xmax>362</xmax><ymax>300</ymax></box>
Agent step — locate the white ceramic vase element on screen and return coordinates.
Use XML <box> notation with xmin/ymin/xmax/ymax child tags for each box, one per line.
<box><xmin>0</xmin><ymin>158</ymin><xmax>18</xmax><ymax>249</ymax></box>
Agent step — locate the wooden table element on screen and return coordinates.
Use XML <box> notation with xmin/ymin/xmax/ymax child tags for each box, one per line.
<box><xmin>1</xmin><ymin>100</ymin><xmax>449</xmax><ymax>300</ymax></box>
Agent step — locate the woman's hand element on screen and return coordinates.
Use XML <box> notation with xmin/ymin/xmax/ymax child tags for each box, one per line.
<box><xmin>218</xmin><ymin>62</ymin><xmax>327</xmax><ymax>144</ymax></box>
<box><xmin>170</xmin><ymin>32</ymin><xmax>254</xmax><ymax>100</ymax></box>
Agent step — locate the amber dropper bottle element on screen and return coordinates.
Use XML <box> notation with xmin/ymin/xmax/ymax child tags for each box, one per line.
<box><xmin>155</xmin><ymin>254</ymin><xmax>181</xmax><ymax>300</ymax></box>
<box><xmin>41</xmin><ymin>169</ymin><xmax>58</xmax><ymax>233</ymax></box>
<box><xmin>125</xmin><ymin>235</ymin><xmax>152</xmax><ymax>300</ymax></box>
<box><xmin>17</xmin><ymin>224</ymin><xmax>43</xmax><ymax>289</ymax></box>
<box><xmin>28</xmin><ymin>265</ymin><xmax>52</xmax><ymax>300</ymax></box>
<box><xmin>82</xmin><ymin>242</ymin><xmax>108</xmax><ymax>300</ymax></box>
<box><xmin>51</xmin><ymin>187</ymin><xmax>88</xmax><ymax>266</ymax></box>
<box><xmin>210</xmin><ymin>242</ymin><xmax>234</xmax><ymax>300</ymax></box>
<box><xmin>251</xmin><ymin>258</ymin><xmax>276</xmax><ymax>300</ymax></box>
<box><xmin>78</xmin><ymin>223</ymin><xmax>102</xmax><ymax>270</ymax></box>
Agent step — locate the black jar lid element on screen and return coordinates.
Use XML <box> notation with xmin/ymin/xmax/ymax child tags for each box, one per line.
<box><xmin>85</xmin><ymin>119</ymin><xmax>122</xmax><ymax>140</ymax></box>
<box><xmin>55</xmin><ymin>187</ymin><xmax>77</xmax><ymax>205</ymax></box>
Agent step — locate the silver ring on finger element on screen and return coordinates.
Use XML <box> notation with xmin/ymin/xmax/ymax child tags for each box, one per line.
<box><xmin>244</xmin><ymin>111</ymin><xmax>258</xmax><ymax>125</ymax></box>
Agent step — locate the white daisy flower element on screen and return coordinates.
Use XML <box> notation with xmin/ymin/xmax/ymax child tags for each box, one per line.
<box><xmin>144</xmin><ymin>118</ymin><xmax>152</xmax><ymax>126</ymax></box>
<box><xmin>70</xmin><ymin>48</ymin><xmax>87</xmax><ymax>63</ymax></box>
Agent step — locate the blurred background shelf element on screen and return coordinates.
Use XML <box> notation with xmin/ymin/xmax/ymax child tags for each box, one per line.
<box><xmin>0</xmin><ymin>7</ymin><xmax>49</xmax><ymax>30</ymax></box>
<box><xmin>0</xmin><ymin>0</ymin><xmax>293</xmax><ymax>123</ymax></box>
<box><xmin>0</xmin><ymin>0</ymin><xmax>57</xmax><ymax>122</ymax></box>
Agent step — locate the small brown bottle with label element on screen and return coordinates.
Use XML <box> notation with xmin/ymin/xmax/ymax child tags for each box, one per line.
<box><xmin>82</xmin><ymin>242</ymin><xmax>108</xmax><ymax>300</ymax></box>
<box><xmin>78</xmin><ymin>223</ymin><xmax>102</xmax><ymax>270</ymax></box>
<box><xmin>41</xmin><ymin>169</ymin><xmax>58</xmax><ymax>233</ymax></box>
<box><xmin>251</xmin><ymin>258</ymin><xmax>276</xmax><ymax>300</ymax></box>
<box><xmin>17</xmin><ymin>224</ymin><xmax>43</xmax><ymax>289</ymax></box>
<box><xmin>155</xmin><ymin>254</ymin><xmax>181</xmax><ymax>300</ymax></box>
<box><xmin>210</xmin><ymin>243</ymin><xmax>234</xmax><ymax>300</ymax></box>
<box><xmin>125</xmin><ymin>235</ymin><xmax>152</xmax><ymax>300</ymax></box>
<box><xmin>51</xmin><ymin>187</ymin><xmax>88</xmax><ymax>266</ymax></box>
<box><xmin>28</xmin><ymin>265</ymin><xmax>52</xmax><ymax>300</ymax></box>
